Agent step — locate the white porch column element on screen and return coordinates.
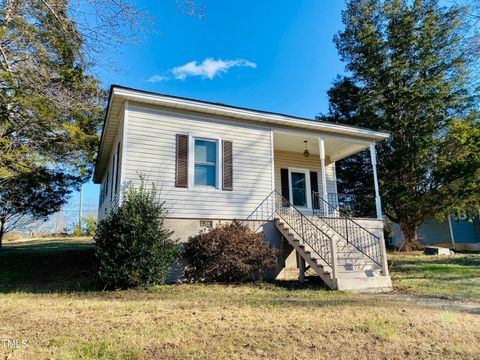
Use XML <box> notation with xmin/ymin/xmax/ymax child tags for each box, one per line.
<box><xmin>319</xmin><ymin>137</ymin><xmax>329</xmax><ymax>215</ymax></box>
<box><xmin>369</xmin><ymin>144</ymin><xmax>383</xmax><ymax>220</ymax></box>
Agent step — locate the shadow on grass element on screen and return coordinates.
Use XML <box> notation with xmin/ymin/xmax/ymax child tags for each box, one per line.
<box><xmin>0</xmin><ymin>238</ymin><xmax>335</xmax><ymax>298</ymax></box>
<box><xmin>2</xmin><ymin>240</ymin><xmax>479</xmax><ymax>315</ymax></box>
<box><xmin>0</xmin><ymin>239</ymin><xmax>99</xmax><ymax>293</ymax></box>
<box><xmin>270</xmin><ymin>277</ymin><xmax>330</xmax><ymax>291</ymax></box>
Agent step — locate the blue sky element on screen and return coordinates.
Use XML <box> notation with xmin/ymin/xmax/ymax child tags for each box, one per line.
<box><xmin>70</xmin><ymin>0</ymin><xmax>348</xmax><ymax>219</ymax></box>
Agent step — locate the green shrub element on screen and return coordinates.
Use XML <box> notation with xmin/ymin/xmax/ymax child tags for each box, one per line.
<box><xmin>83</xmin><ymin>216</ymin><xmax>97</xmax><ymax>236</ymax></box>
<box><xmin>94</xmin><ymin>182</ymin><xmax>179</xmax><ymax>288</ymax></box>
<box><xmin>184</xmin><ymin>221</ymin><xmax>278</xmax><ymax>283</ymax></box>
<box><xmin>72</xmin><ymin>224</ymin><xmax>83</xmax><ymax>237</ymax></box>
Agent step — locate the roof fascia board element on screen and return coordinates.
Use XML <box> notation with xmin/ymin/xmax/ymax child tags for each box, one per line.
<box><xmin>93</xmin><ymin>85</ymin><xmax>116</xmax><ymax>183</ymax></box>
<box><xmin>112</xmin><ymin>87</ymin><xmax>390</xmax><ymax>141</ymax></box>
<box><xmin>273</xmin><ymin>128</ymin><xmax>376</xmax><ymax>145</ymax></box>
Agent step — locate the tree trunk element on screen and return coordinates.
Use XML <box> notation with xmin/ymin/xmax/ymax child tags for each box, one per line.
<box><xmin>399</xmin><ymin>222</ymin><xmax>421</xmax><ymax>251</ymax></box>
<box><xmin>0</xmin><ymin>219</ymin><xmax>4</xmax><ymax>249</ymax></box>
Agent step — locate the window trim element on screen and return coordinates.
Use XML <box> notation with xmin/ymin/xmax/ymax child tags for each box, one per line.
<box><xmin>188</xmin><ymin>133</ymin><xmax>222</xmax><ymax>190</ymax></box>
<box><xmin>288</xmin><ymin>167</ymin><xmax>312</xmax><ymax>209</ymax></box>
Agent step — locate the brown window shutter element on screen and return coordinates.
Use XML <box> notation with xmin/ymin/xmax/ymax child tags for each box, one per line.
<box><xmin>280</xmin><ymin>168</ymin><xmax>290</xmax><ymax>207</ymax></box>
<box><xmin>176</xmin><ymin>134</ymin><xmax>188</xmax><ymax>188</ymax></box>
<box><xmin>222</xmin><ymin>140</ymin><xmax>233</xmax><ymax>191</ymax></box>
<box><xmin>310</xmin><ymin>171</ymin><xmax>319</xmax><ymax>209</ymax></box>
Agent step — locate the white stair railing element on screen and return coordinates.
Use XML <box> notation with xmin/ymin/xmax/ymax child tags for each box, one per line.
<box><xmin>243</xmin><ymin>191</ymin><xmax>337</xmax><ymax>271</ymax></box>
<box><xmin>312</xmin><ymin>191</ymin><xmax>388</xmax><ymax>275</ymax></box>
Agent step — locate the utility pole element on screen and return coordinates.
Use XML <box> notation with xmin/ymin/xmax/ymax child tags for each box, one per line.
<box><xmin>56</xmin><ymin>210</ymin><xmax>63</xmax><ymax>234</ymax></box>
<box><xmin>79</xmin><ymin>184</ymin><xmax>83</xmax><ymax>228</ymax></box>
<box><xmin>447</xmin><ymin>214</ymin><xmax>455</xmax><ymax>251</ymax></box>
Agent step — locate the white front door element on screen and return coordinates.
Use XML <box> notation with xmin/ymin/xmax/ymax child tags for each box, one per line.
<box><xmin>288</xmin><ymin>168</ymin><xmax>312</xmax><ymax>209</ymax></box>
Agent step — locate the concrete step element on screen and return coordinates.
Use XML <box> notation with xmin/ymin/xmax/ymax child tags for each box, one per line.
<box><xmin>336</xmin><ymin>274</ymin><xmax>393</xmax><ymax>292</ymax></box>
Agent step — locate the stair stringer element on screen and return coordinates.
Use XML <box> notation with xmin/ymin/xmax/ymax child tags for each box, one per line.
<box><xmin>274</xmin><ymin>217</ymin><xmax>337</xmax><ymax>290</ymax></box>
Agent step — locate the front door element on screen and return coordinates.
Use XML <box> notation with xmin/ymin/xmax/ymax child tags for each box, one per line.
<box><xmin>288</xmin><ymin>168</ymin><xmax>312</xmax><ymax>209</ymax></box>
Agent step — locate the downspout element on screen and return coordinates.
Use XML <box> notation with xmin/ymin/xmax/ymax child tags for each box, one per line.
<box><xmin>270</xmin><ymin>130</ymin><xmax>275</xmax><ymax>193</ymax></box>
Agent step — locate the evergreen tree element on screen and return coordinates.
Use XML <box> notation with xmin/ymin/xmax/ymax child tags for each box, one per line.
<box><xmin>0</xmin><ymin>0</ymin><xmax>104</xmax><ymax>179</ymax></box>
<box><xmin>321</xmin><ymin>0</ymin><xmax>480</xmax><ymax>249</ymax></box>
<box><xmin>0</xmin><ymin>168</ymin><xmax>79</xmax><ymax>246</ymax></box>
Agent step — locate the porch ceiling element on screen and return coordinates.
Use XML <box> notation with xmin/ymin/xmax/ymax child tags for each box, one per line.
<box><xmin>273</xmin><ymin>132</ymin><xmax>371</xmax><ymax>162</ymax></box>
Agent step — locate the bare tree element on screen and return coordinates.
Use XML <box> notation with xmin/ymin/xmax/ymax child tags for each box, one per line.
<box><xmin>62</xmin><ymin>0</ymin><xmax>205</xmax><ymax>63</ymax></box>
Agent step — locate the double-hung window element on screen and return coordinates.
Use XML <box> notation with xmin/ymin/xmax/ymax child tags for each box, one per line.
<box><xmin>194</xmin><ymin>139</ymin><xmax>217</xmax><ymax>187</ymax></box>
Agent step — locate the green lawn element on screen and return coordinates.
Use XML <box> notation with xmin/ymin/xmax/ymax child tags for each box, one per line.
<box><xmin>389</xmin><ymin>251</ymin><xmax>480</xmax><ymax>301</ymax></box>
<box><xmin>0</xmin><ymin>239</ymin><xmax>479</xmax><ymax>359</ymax></box>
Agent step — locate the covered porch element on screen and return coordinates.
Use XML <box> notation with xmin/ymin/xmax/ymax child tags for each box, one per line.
<box><xmin>272</xmin><ymin>130</ymin><xmax>383</xmax><ymax>220</ymax></box>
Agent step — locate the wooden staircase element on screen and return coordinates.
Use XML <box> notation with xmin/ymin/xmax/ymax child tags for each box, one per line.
<box><xmin>244</xmin><ymin>190</ymin><xmax>392</xmax><ymax>292</ymax></box>
<box><xmin>274</xmin><ymin>216</ymin><xmax>336</xmax><ymax>289</ymax></box>
<box><xmin>274</xmin><ymin>217</ymin><xmax>392</xmax><ymax>292</ymax></box>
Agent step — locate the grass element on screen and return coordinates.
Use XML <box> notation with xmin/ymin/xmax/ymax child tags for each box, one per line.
<box><xmin>0</xmin><ymin>238</ymin><xmax>96</xmax><ymax>293</ymax></box>
<box><xmin>360</xmin><ymin>318</ymin><xmax>398</xmax><ymax>340</ymax></box>
<box><xmin>0</xmin><ymin>239</ymin><xmax>479</xmax><ymax>359</ymax></box>
<box><xmin>389</xmin><ymin>251</ymin><xmax>480</xmax><ymax>301</ymax></box>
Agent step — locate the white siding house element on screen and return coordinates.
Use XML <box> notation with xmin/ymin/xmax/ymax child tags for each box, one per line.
<box><xmin>124</xmin><ymin>102</ymin><xmax>273</xmax><ymax>219</ymax></box>
<box><xmin>94</xmin><ymin>85</ymin><xmax>393</xmax><ymax>291</ymax></box>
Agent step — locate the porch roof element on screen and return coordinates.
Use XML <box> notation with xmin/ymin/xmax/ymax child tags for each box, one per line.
<box><xmin>94</xmin><ymin>85</ymin><xmax>389</xmax><ymax>182</ymax></box>
<box><xmin>273</xmin><ymin>132</ymin><xmax>374</xmax><ymax>163</ymax></box>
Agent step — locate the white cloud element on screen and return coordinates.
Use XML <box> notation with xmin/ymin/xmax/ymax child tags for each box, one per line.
<box><xmin>147</xmin><ymin>74</ymin><xmax>169</xmax><ymax>83</ymax></box>
<box><xmin>146</xmin><ymin>58</ymin><xmax>257</xmax><ymax>83</ymax></box>
<box><xmin>172</xmin><ymin>58</ymin><xmax>256</xmax><ymax>80</ymax></box>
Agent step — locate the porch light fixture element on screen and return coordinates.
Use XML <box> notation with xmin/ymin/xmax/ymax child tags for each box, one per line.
<box><xmin>303</xmin><ymin>140</ymin><xmax>310</xmax><ymax>157</ymax></box>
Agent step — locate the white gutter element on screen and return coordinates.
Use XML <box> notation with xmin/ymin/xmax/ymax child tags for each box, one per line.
<box><xmin>112</xmin><ymin>87</ymin><xmax>390</xmax><ymax>142</ymax></box>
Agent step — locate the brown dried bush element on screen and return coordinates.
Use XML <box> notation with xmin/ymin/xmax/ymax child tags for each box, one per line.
<box><xmin>184</xmin><ymin>221</ymin><xmax>278</xmax><ymax>282</ymax></box>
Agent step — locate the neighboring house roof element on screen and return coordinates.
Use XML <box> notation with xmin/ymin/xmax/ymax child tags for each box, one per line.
<box><xmin>94</xmin><ymin>85</ymin><xmax>390</xmax><ymax>183</ymax></box>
